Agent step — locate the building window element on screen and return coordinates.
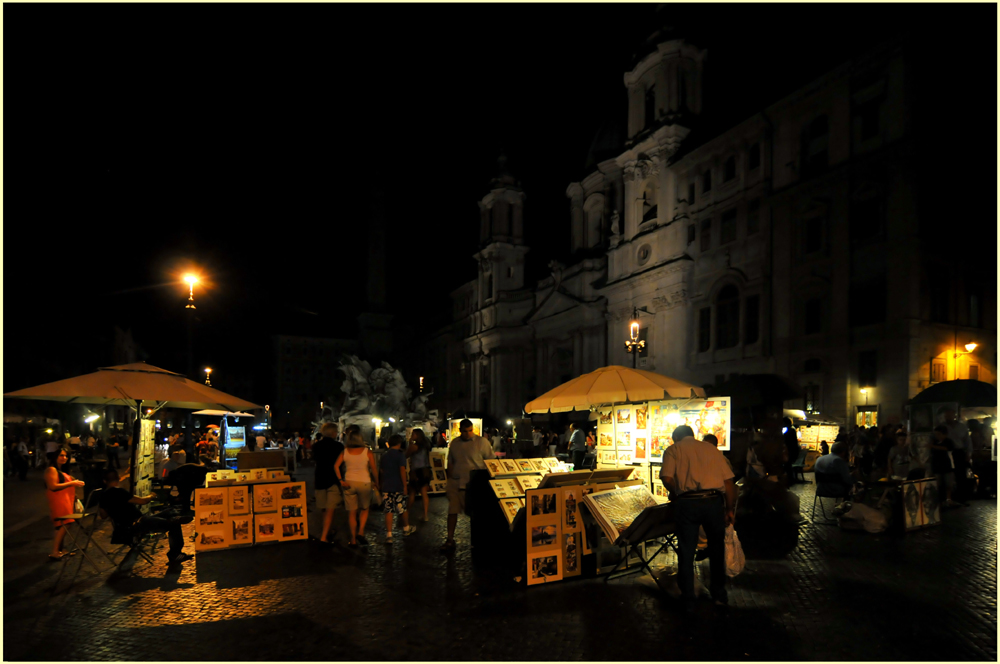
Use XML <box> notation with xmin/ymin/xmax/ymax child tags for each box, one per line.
<box><xmin>802</xmin><ymin>115</ymin><xmax>829</xmax><ymax>177</ymax></box>
<box><xmin>724</xmin><ymin>156</ymin><xmax>736</xmax><ymax>182</ymax></box>
<box><xmin>931</xmin><ymin>360</ymin><xmax>946</xmax><ymax>383</ymax></box>
<box><xmin>803</xmin><ymin>215</ymin><xmax>823</xmax><ymax>254</ymax></box>
<box><xmin>849</xmin><ymin>275</ymin><xmax>887</xmax><ymax>327</ymax></box>
<box><xmin>644</xmin><ymin>85</ymin><xmax>656</xmax><ymax>129</ymax></box>
<box><xmin>859</xmin><ymin>350</ymin><xmax>878</xmax><ymax>388</ymax></box>
<box><xmin>687</xmin><ymin>225</ymin><xmax>696</xmax><ymax>245</ymax></box>
<box><xmin>747</xmin><ymin>199</ymin><xmax>760</xmax><ymax>235</ymax></box>
<box><xmin>703</xmin><ymin>169</ymin><xmax>712</xmax><ymax>193</ymax></box>
<box><xmin>969</xmin><ymin>364</ymin><xmax>980</xmax><ymax>381</ymax></box>
<box><xmin>641</xmin><ymin>190</ymin><xmax>658</xmax><ymax>223</ymax></box>
<box><xmin>804</xmin><ymin>384</ymin><xmax>819</xmax><ymax>412</ymax></box>
<box><xmin>745</xmin><ymin>295</ymin><xmax>760</xmax><ymax>344</ymax></box>
<box><xmin>804</xmin><ymin>298</ymin><xmax>823</xmax><ymax>335</ymax></box>
<box><xmin>700</xmin><ymin>218</ymin><xmax>712</xmax><ymax>251</ymax></box>
<box><xmin>508</xmin><ymin>266</ymin><xmax>515</xmax><ymax>278</ymax></box>
<box><xmin>720</xmin><ymin>209</ymin><xmax>737</xmax><ymax>245</ymax></box>
<box><xmin>637</xmin><ymin>244</ymin><xmax>652</xmax><ymax>266</ymax></box>
<box><xmin>698</xmin><ymin>307</ymin><xmax>711</xmax><ymax>352</ymax></box>
<box><xmin>688</xmin><ymin>182</ymin><xmax>696</xmax><ymax>205</ymax></box>
<box><xmin>749</xmin><ymin>143</ymin><xmax>760</xmax><ymax>170</ymax></box>
<box><xmin>850</xmin><ymin>191</ymin><xmax>884</xmax><ymax>245</ymax></box>
<box><xmin>715</xmin><ymin>285</ymin><xmax>740</xmax><ymax>349</ymax></box>
<box><xmin>804</xmin><ymin>358</ymin><xmax>822</xmax><ymax>373</ymax></box>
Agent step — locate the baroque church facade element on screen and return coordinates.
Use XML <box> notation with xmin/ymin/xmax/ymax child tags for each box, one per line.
<box><xmin>417</xmin><ymin>29</ymin><xmax>996</xmax><ymax>429</ymax></box>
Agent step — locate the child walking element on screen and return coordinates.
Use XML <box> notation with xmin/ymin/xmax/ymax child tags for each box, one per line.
<box><xmin>381</xmin><ymin>434</ymin><xmax>416</xmax><ymax>543</ymax></box>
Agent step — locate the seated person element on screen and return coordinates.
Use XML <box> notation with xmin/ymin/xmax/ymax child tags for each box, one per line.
<box><xmin>813</xmin><ymin>442</ymin><xmax>854</xmax><ymax>499</ymax></box>
<box><xmin>98</xmin><ymin>469</ymin><xmax>193</xmax><ymax>565</ymax></box>
<box><xmin>162</xmin><ymin>451</ymin><xmax>185</xmax><ymax>478</ymax></box>
<box><xmin>168</xmin><ymin>456</ymin><xmax>212</xmax><ymax>511</ymax></box>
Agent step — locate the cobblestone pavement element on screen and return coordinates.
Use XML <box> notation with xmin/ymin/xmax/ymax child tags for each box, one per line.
<box><xmin>4</xmin><ymin>467</ymin><xmax>996</xmax><ymax>661</ymax></box>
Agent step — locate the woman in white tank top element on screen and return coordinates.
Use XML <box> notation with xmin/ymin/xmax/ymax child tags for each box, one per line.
<box><xmin>334</xmin><ymin>432</ymin><xmax>379</xmax><ymax>547</ymax></box>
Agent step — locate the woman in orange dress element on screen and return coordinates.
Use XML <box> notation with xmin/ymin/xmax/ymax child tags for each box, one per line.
<box><xmin>45</xmin><ymin>449</ymin><xmax>85</xmax><ymax>560</ymax></box>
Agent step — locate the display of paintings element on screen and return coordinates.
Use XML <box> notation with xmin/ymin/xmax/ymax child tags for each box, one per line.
<box><xmin>499</xmin><ymin>498</ymin><xmax>524</xmax><ymax>526</ymax></box>
<box><xmin>527</xmin><ymin>551</ymin><xmax>562</xmax><ymax>585</ymax></box>
<box><xmin>902</xmin><ymin>478</ymin><xmax>941</xmax><ymax>530</ymax></box>
<box><xmin>598</xmin><ymin>432</ymin><xmax>614</xmax><ymax>448</ymax></box>
<box><xmin>280</xmin><ymin>520</ymin><xmax>307</xmax><ymax>541</ymax></box>
<box><xmin>580</xmin><ymin>487</ymin><xmax>596</xmax><ymax>554</ymax></box>
<box><xmin>527</xmin><ymin>489</ymin><xmax>560</xmax><ymax>522</ymax></box>
<box><xmin>280</xmin><ymin>482</ymin><xmax>304</xmax><ymax>501</ymax></box>
<box><xmin>198</xmin><ymin>509</ymin><xmax>226</xmax><ymax>527</ymax></box>
<box><xmin>268</xmin><ymin>470</ymin><xmax>286</xmax><ymax>480</ymax></box>
<box><xmin>228</xmin><ymin>486</ymin><xmax>250</xmax><ymax>515</ymax></box>
<box><xmin>517</xmin><ymin>459</ymin><xmax>537</xmax><ymax>473</ymax></box>
<box><xmin>634</xmin><ymin>436</ymin><xmax>647</xmax><ymax>461</ymax></box>
<box><xmin>235</xmin><ymin>471</ymin><xmax>251</xmax><ymax>483</ymax></box>
<box><xmin>517</xmin><ymin>475</ymin><xmax>542</xmax><ymax>492</ymax></box>
<box><xmin>500</xmin><ymin>459</ymin><xmax>520</xmax><ymax>475</ymax></box>
<box><xmin>649</xmin><ymin>401</ymin><xmax>678</xmax><ymax>461</ymax></box>
<box><xmin>197</xmin><ymin>489</ymin><xmax>225</xmax><ymax>508</ymax></box>
<box><xmin>431</xmin><ymin>455</ymin><xmax>445</xmax><ymax>469</ymax></box>
<box><xmin>582</xmin><ymin>484</ymin><xmax>658</xmax><ymax>545</ymax></box>
<box><xmin>254</xmin><ymin>485</ymin><xmax>278</xmax><ymax>512</ymax></box>
<box><xmin>501</xmin><ymin>478</ymin><xmax>525</xmax><ymax>497</ymax></box>
<box><xmin>598</xmin><ymin>409</ymin><xmax>613</xmax><ymax>425</ymax></box>
<box><xmin>529</xmin><ymin>523</ymin><xmax>559</xmax><ymax>551</ymax></box>
<box><xmin>616</xmin><ymin>407</ymin><xmax>631</xmax><ymax>424</ymax></box>
<box><xmin>921</xmin><ymin>481</ymin><xmax>941</xmax><ymax>526</ymax></box>
<box><xmin>255</xmin><ymin>514</ymin><xmax>278</xmax><ymax>542</ymax></box>
<box><xmin>634</xmin><ymin>404</ymin><xmax>648</xmax><ymax>431</ymax></box>
<box><xmin>251</xmin><ymin>468</ymin><xmax>268</xmax><ymax>482</ymax></box>
<box><xmin>651</xmin><ymin>480</ymin><xmax>670</xmax><ymax>500</ymax></box>
<box><xmin>529</xmin><ymin>459</ymin><xmax>549</xmax><ymax>474</ymax></box>
<box><xmin>490</xmin><ymin>479</ymin><xmax>517</xmax><ymax>499</ymax></box>
<box><xmin>617</xmin><ymin>450</ymin><xmax>634</xmax><ymax>464</ymax></box>
<box><xmin>281</xmin><ymin>504</ymin><xmax>303</xmax><ymax>519</ymax></box>
<box><xmin>448</xmin><ymin>418</ymin><xmax>482</xmax><ymax>442</ymax></box>
<box><xmin>561</xmin><ymin>486</ymin><xmax>581</xmax><ymax>532</ymax></box>
<box><xmin>902</xmin><ymin>480</ymin><xmax>923</xmax><ymax>530</ymax></box>
<box><xmin>562</xmin><ymin>532</ymin><xmax>581</xmax><ymax>578</ymax></box>
<box><xmin>542</xmin><ymin>457</ymin><xmax>560</xmax><ymax>469</ymax></box>
<box><xmin>616</xmin><ymin>430</ymin><xmax>632</xmax><ymax>452</ymax></box>
<box><xmin>196</xmin><ymin>527</ymin><xmax>229</xmax><ymax>551</ymax></box>
<box><xmin>433</xmin><ymin>469</ymin><xmax>448</xmax><ymax>482</ymax></box>
<box><xmin>430</xmin><ymin>481</ymin><xmax>448</xmax><ymax>494</ymax></box>
<box><xmin>599</xmin><ymin>450</ymin><xmax>618</xmax><ymax>465</ymax></box>
<box><xmin>485</xmin><ymin>459</ymin><xmax>504</xmax><ymax>477</ymax></box>
<box><xmin>230</xmin><ymin>517</ymin><xmax>252</xmax><ymax>545</ymax></box>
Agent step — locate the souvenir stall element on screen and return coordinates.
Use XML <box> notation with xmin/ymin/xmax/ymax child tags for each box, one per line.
<box><xmin>195</xmin><ymin>469</ymin><xmax>306</xmax><ymax>551</ymax></box>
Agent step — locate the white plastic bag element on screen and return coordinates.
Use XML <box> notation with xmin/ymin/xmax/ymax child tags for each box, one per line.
<box><xmin>724</xmin><ymin>524</ymin><xmax>745</xmax><ymax>577</ymax></box>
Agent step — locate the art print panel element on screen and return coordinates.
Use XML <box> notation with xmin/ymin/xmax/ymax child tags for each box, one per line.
<box><xmin>616</xmin><ymin>407</ymin><xmax>631</xmax><ymax>424</ymax></box>
<box><xmin>228</xmin><ymin>486</ymin><xmax>249</xmax><ymax>515</ymax></box>
<box><xmin>251</xmin><ymin>468</ymin><xmax>268</xmax><ymax>482</ymax></box>
<box><xmin>491</xmin><ymin>479</ymin><xmax>514</xmax><ymax>499</ymax></box>
<box><xmin>528</xmin><ymin>490</ymin><xmax>559</xmax><ymax>521</ymax></box>
<box><xmin>598</xmin><ymin>432</ymin><xmax>614</xmax><ymax>448</ymax></box>
<box><xmin>500</xmin><ymin>459</ymin><xmax>520</xmax><ymax>475</ymax></box>
<box><xmin>527</xmin><ymin>551</ymin><xmax>562</xmax><ymax>585</ymax></box>
<box><xmin>616</xmin><ymin>431</ymin><xmax>631</xmax><ymax>451</ymax></box>
<box><xmin>431</xmin><ymin>455</ymin><xmax>445</xmax><ymax>469</ymax></box>
<box><xmin>921</xmin><ymin>480</ymin><xmax>941</xmax><ymax>526</ymax></box>
<box><xmin>230</xmin><ymin>517</ymin><xmax>252</xmax><ymax>544</ymax></box>
<box><xmin>617</xmin><ymin>450</ymin><xmax>634</xmax><ymax>464</ymax></box>
<box><xmin>517</xmin><ymin>475</ymin><xmax>541</xmax><ymax>492</ymax></box>
<box><xmin>485</xmin><ymin>459</ymin><xmax>504</xmax><ymax>477</ymax></box>
<box><xmin>529</xmin><ymin>524</ymin><xmax>559</xmax><ymax>551</ymax></box>
<box><xmin>529</xmin><ymin>459</ymin><xmax>549</xmax><ymax>473</ymax></box>
<box><xmin>500</xmin><ymin>498</ymin><xmax>523</xmax><ymax>526</ymax></box>
<box><xmin>254</xmin><ymin>485</ymin><xmax>277</xmax><ymax>512</ymax></box>
<box><xmin>634</xmin><ymin>436</ymin><xmax>647</xmax><ymax>460</ymax></box>
<box><xmin>542</xmin><ymin>457</ymin><xmax>560</xmax><ymax>469</ymax></box>
<box><xmin>902</xmin><ymin>481</ymin><xmax>924</xmax><ymax>530</ymax></box>
<box><xmin>281</xmin><ymin>504</ymin><xmax>304</xmax><ymax>519</ymax></box>
<box><xmin>503</xmin><ymin>478</ymin><xmax>525</xmax><ymax>497</ymax></box>
<box><xmin>599</xmin><ymin>450</ymin><xmax>618</xmax><ymax>465</ymax></box>
<box><xmin>562</xmin><ymin>532</ymin><xmax>581</xmax><ymax>577</ymax></box>
<box><xmin>280</xmin><ymin>482</ymin><xmax>305</xmax><ymax>501</ymax></box>
<box><xmin>195</xmin><ymin>527</ymin><xmax>228</xmax><ymax>551</ymax></box>
<box><xmin>198</xmin><ymin>509</ymin><xmax>226</xmax><ymax>527</ymax></box>
<box><xmin>268</xmin><ymin>470</ymin><xmax>286</xmax><ymax>480</ymax></box>
<box><xmin>255</xmin><ymin>514</ymin><xmax>278</xmax><ymax>542</ymax></box>
<box><xmin>562</xmin><ymin>487</ymin><xmax>581</xmax><ymax>532</ymax></box>
<box><xmin>434</xmin><ymin>469</ymin><xmax>448</xmax><ymax>482</ymax></box>
<box><xmin>634</xmin><ymin>404</ymin><xmax>648</xmax><ymax>431</ymax></box>
<box><xmin>598</xmin><ymin>409</ymin><xmax>613</xmax><ymax>425</ymax></box>
<box><xmin>235</xmin><ymin>471</ymin><xmax>251</xmax><ymax>483</ymax></box>
<box><xmin>280</xmin><ymin>519</ymin><xmax>307</xmax><ymax>540</ymax></box>
<box><xmin>517</xmin><ymin>459</ymin><xmax>536</xmax><ymax>473</ymax></box>
<box><xmin>196</xmin><ymin>489</ymin><xmax>225</xmax><ymax>508</ymax></box>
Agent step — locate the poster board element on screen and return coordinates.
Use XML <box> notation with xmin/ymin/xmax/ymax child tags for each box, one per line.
<box><xmin>136</xmin><ymin>419</ymin><xmax>156</xmax><ymax>515</ymax></box>
<box><xmin>278</xmin><ymin>481</ymin><xmax>307</xmax><ymax>541</ymax></box>
<box><xmin>195</xmin><ymin>487</ymin><xmax>229</xmax><ymax>551</ymax></box>
<box><xmin>525</xmin><ymin>486</ymin><xmax>562</xmax><ymax>585</ymax></box>
<box><xmin>225</xmin><ymin>426</ymin><xmax>246</xmax><ymax>460</ymax></box>
<box><xmin>447</xmin><ymin>418</ymin><xmax>482</xmax><ymax>442</ymax></box>
<box><xmin>429</xmin><ymin>449</ymin><xmax>449</xmax><ymax>494</ymax></box>
<box><xmin>901</xmin><ymin>477</ymin><xmax>941</xmax><ymax>530</ymax></box>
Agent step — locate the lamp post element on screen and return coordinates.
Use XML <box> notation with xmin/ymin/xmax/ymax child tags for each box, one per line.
<box><xmin>624</xmin><ymin>306</ymin><xmax>651</xmax><ymax>369</ymax></box>
<box><xmin>204</xmin><ymin>367</ymin><xmax>212</xmax><ymax>386</ymax></box>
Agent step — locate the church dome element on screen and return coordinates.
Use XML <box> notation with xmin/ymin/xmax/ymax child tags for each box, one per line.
<box><xmin>583</xmin><ymin>116</ymin><xmax>625</xmax><ymax>173</ymax></box>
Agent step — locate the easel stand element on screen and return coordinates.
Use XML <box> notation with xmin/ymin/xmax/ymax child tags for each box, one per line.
<box><xmin>603</xmin><ymin>503</ymin><xmax>678</xmax><ymax>582</ymax></box>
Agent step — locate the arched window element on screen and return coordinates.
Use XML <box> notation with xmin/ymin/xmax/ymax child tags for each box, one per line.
<box><xmin>715</xmin><ymin>285</ymin><xmax>740</xmax><ymax>349</ymax></box>
<box><xmin>640</xmin><ymin>182</ymin><xmax>658</xmax><ymax>223</ymax></box>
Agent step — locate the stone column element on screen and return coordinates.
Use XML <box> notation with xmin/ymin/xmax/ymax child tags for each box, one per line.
<box><xmin>512</xmin><ymin>197</ymin><xmax>524</xmax><ymax>242</ymax></box>
<box><xmin>567</xmin><ymin>183</ymin><xmax>584</xmax><ymax>253</ymax></box>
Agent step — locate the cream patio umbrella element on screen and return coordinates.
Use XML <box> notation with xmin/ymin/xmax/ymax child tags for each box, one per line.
<box><xmin>525</xmin><ymin>365</ymin><xmax>705</xmax><ymax>414</ymax></box>
<box><xmin>5</xmin><ymin>363</ymin><xmax>260</xmax><ymax>492</ymax></box>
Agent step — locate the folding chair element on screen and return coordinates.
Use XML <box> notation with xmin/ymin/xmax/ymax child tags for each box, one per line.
<box><xmin>811</xmin><ymin>472</ymin><xmax>847</xmax><ymax>525</ymax></box>
<box><xmin>605</xmin><ymin>503</ymin><xmax>679</xmax><ymax>582</ymax></box>
<box><xmin>51</xmin><ymin>489</ymin><xmax>117</xmax><ymax>594</ymax></box>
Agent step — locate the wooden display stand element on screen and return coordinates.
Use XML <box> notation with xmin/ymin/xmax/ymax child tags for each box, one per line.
<box><xmin>194</xmin><ymin>476</ymin><xmax>307</xmax><ymax>552</ymax></box>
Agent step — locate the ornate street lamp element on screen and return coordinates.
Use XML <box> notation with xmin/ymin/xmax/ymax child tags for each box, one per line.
<box><xmin>624</xmin><ymin>307</ymin><xmax>650</xmax><ymax>369</ymax></box>
<box><xmin>204</xmin><ymin>367</ymin><xmax>212</xmax><ymax>387</ymax></box>
<box><xmin>184</xmin><ymin>274</ymin><xmax>199</xmax><ymax>309</ymax></box>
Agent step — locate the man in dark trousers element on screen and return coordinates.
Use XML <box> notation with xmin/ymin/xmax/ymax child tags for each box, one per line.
<box><xmin>99</xmin><ymin>469</ymin><xmax>193</xmax><ymax>565</ymax></box>
<box><xmin>312</xmin><ymin>422</ymin><xmax>345</xmax><ymax>544</ymax></box>
<box><xmin>660</xmin><ymin>425</ymin><xmax>737</xmax><ymax>612</ymax></box>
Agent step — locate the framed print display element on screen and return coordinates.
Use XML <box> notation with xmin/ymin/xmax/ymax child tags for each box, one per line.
<box><xmin>500</xmin><ymin>498</ymin><xmax>523</xmax><ymax>526</ymax></box>
<box><xmin>235</xmin><ymin>471</ymin><xmax>251</xmax><ymax>483</ymax></box>
<box><xmin>279</xmin><ymin>482</ymin><xmax>305</xmax><ymax>501</ymax></box>
<box><xmin>902</xmin><ymin>477</ymin><xmax>941</xmax><ymax>530</ymax></box>
<box><xmin>634</xmin><ymin>404</ymin><xmax>649</xmax><ymax>431</ymax></box>
<box><xmin>529</xmin><ymin>523</ymin><xmax>559</xmax><ymax>552</ymax></box>
<box><xmin>281</xmin><ymin>503</ymin><xmax>305</xmax><ymax>519</ymax></box>
<box><xmin>597</xmin><ymin>431</ymin><xmax>614</xmax><ymax>448</ymax></box>
<box><xmin>651</xmin><ymin>480</ymin><xmax>670</xmax><ymax>500</ymax></box>
<box><xmin>228</xmin><ymin>486</ymin><xmax>250</xmax><ymax>515</ymax></box>
<box><xmin>516</xmin><ymin>459</ymin><xmax>537</xmax><ymax>474</ymax></box>
<box><xmin>921</xmin><ymin>480</ymin><xmax>941</xmax><ymax>526</ymax></box>
<box><xmin>280</xmin><ymin>519</ymin><xmax>307</xmax><ymax>541</ymax></box>
<box><xmin>902</xmin><ymin>480</ymin><xmax>924</xmax><ymax>530</ymax></box>
<box><xmin>616</xmin><ymin>407</ymin><xmax>632</xmax><ymax>425</ymax></box>
<box><xmin>527</xmin><ymin>550</ymin><xmax>562</xmax><ymax>586</ymax></box>
<box><xmin>430</xmin><ymin>480</ymin><xmax>448</xmax><ymax>493</ymax></box>
<box><xmin>485</xmin><ymin>459</ymin><xmax>504</xmax><ymax>477</ymax></box>
<box><xmin>516</xmin><ymin>475</ymin><xmax>541</xmax><ymax>492</ymax></box>
<box><xmin>196</xmin><ymin>488</ymin><xmax>226</xmax><ymax>509</ymax></box>
<box><xmin>677</xmin><ymin>398</ymin><xmax>732</xmax><ymax>451</ymax></box>
<box><xmin>431</xmin><ymin>454</ymin><xmax>445</xmax><ymax>469</ymax></box>
<box><xmin>433</xmin><ymin>469</ymin><xmax>448</xmax><ymax>483</ymax></box>
<box><xmin>616</xmin><ymin>430</ymin><xmax>632</xmax><ymax>453</ymax></box>
<box><xmin>230</xmin><ymin>516</ymin><xmax>252</xmax><ymax>546</ymax></box>
<box><xmin>580</xmin><ymin>487</ymin><xmax>596</xmax><ymax>554</ymax></box>
<box><xmin>599</xmin><ymin>450</ymin><xmax>617</xmax><ymax>466</ymax></box>
<box><xmin>501</xmin><ymin>478</ymin><xmax>525</xmax><ymax>497</ymax></box>
<box><xmin>250</xmin><ymin>468</ymin><xmax>268</xmax><ymax>482</ymax></box>
<box><xmin>582</xmin><ymin>484</ymin><xmax>658</xmax><ymax>545</ymax></box>
<box><xmin>617</xmin><ymin>449</ymin><xmax>634</xmax><ymax>464</ymax></box>
<box><xmin>529</xmin><ymin>459</ymin><xmax>549</xmax><ymax>474</ymax></box>
<box><xmin>597</xmin><ymin>409</ymin><xmax>613</xmax><ymax>426</ymax></box>
<box><xmin>634</xmin><ymin>435</ymin><xmax>648</xmax><ymax>461</ymax></box>
<box><xmin>254</xmin><ymin>484</ymin><xmax>278</xmax><ymax>512</ymax></box>
<box><xmin>527</xmin><ymin>489</ymin><xmax>560</xmax><ymax>523</ymax></box>
<box><xmin>267</xmin><ymin>470</ymin><xmax>286</xmax><ymax>480</ymax></box>
<box><xmin>542</xmin><ymin>457</ymin><xmax>560</xmax><ymax>469</ymax></box>
<box><xmin>562</xmin><ymin>532</ymin><xmax>581</xmax><ymax>578</ymax></box>
<box><xmin>255</xmin><ymin>514</ymin><xmax>279</xmax><ymax>542</ymax></box>
<box><xmin>561</xmin><ymin>486</ymin><xmax>582</xmax><ymax>532</ymax></box>
<box><xmin>500</xmin><ymin>459</ymin><xmax>521</xmax><ymax>475</ymax></box>
<box><xmin>649</xmin><ymin>400</ymin><xmax>678</xmax><ymax>461</ymax></box>
<box><xmin>491</xmin><ymin>479</ymin><xmax>516</xmax><ymax>499</ymax></box>
<box><xmin>195</xmin><ymin>526</ymin><xmax>229</xmax><ymax>551</ymax></box>
<box><xmin>197</xmin><ymin>509</ymin><xmax>226</xmax><ymax>528</ymax></box>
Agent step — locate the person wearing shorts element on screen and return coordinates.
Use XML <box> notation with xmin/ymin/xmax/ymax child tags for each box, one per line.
<box><xmin>406</xmin><ymin>428</ymin><xmax>433</xmax><ymax>522</ymax></box>
<box><xmin>441</xmin><ymin>419</ymin><xmax>495</xmax><ymax>552</ymax></box>
<box><xmin>313</xmin><ymin>422</ymin><xmax>345</xmax><ymax>544</ymax></box>
<box><xmin>335</xmin><ymin>431</ymin><xmax>378</xmax><ymax>547</ymax></box>
<box><xmin>380</xmin><ymin>434</ymin><xmax>416</xmax><ymax>543</ymax></box>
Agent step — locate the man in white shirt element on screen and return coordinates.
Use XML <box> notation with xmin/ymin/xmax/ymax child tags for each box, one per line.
<box><xmin>660</xmin><ymin>425</ymin><xmax>737</xmax><ymax>611</ymax></box>
<box><xmin>441</xmin><ymin>419</ymin><xmax>495</xmax><ymax>552</ymax></box>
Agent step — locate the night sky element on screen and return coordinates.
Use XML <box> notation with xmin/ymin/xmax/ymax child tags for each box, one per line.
<box><xmin>5</xmin><ymin>5</ymin><xmax>994</xmax><ymax>398</ymax></box>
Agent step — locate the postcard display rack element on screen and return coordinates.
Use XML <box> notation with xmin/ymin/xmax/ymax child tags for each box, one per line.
<box><xmin>194</xmin><ymin>468</ymin><xmax>306</xmax><ymax>552</ymax></box>
<box><xmin>485</xmin><ymin>457</ymin><xmax>566</xmax><ymax>529</ymax></box>
<box><xmin>428</xmin><ymin>449</ymin><xmax>450</xmax><ymax>495</ymax></box>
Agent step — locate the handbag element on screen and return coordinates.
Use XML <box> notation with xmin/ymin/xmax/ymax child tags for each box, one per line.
<box><xmin>724</xmin><ymin>525</ymin><xmax>745</xmax><ymax>577</ymax></box>
<box><xmin>74</xmin><ymin>498</ymin><xmax>85</xmax><ymax>514</ymax></box>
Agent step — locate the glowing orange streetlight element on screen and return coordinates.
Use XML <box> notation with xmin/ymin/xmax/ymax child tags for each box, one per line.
<box><xmin>184</xmin><ymin>274</ymin><xmax>199</xmax><ymax>309</ymax></box>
